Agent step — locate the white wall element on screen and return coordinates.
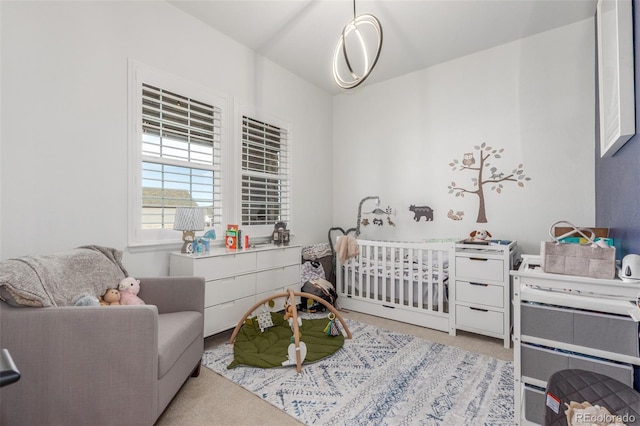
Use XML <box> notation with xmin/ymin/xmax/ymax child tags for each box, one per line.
<box><xmin>0</xmin><ymin>2</ymin><xmax>599</xmax><ymax>275</ymax></box>
<box><xmin>0</xmin><ymin>1</ymin><xmax>333</xmax><ymax>275</ymax></box>
<box><xmin>332</xmin><ymin>18</ymin><xmax>596</xmax><ymax>255</ymax></box>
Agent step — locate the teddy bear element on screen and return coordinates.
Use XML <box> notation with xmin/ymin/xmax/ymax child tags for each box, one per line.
<box><xmin>118</xmin><ymin>277</ymin><xmax>145</xmax><ymax>306</ymax></box>
<box><xmin>99</xmin><ymin>288</ymin><xmax>122</xmax><ymax>306</ymax></box>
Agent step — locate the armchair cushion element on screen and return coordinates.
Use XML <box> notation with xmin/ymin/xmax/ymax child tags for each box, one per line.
<box><xmin>157</xmin><ymin>311</ymin><xmax>202</xmax><ymax>378</ymax></box>
<box><xmin>0</xmin><ymin>245</ymin><xmax>128</xmax><ymax>307</ymax></box>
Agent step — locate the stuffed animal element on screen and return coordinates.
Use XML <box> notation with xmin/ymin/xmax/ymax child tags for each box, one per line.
<box><xmin>100</xmin><ymin>288</ymin><xmax>122</xmax><ymax>306</ymax></box>
<box><xmin>73</xmin><ymin>293</ymin><xmax>100</xmax><ymax>307</ymax></box>
<box><xmin>118</xmin><ymin>277</ymin><xmax>145</xmax><ymax>306</ymax></box>
<box><xmin>470</xmin><ymin>229</ymin><xmax>492</xmax><ymax>241</ymax></box>
<box><xmin>283</xmin><ymin>302</ymin><xmax>302</xmax><ymax>329</ymax></box>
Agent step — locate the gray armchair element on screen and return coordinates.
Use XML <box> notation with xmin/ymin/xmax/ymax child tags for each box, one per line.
<box><xmin>0</xmin><ymin>248</ymin><xmax>204</xmax><ymax>426</ymax></box>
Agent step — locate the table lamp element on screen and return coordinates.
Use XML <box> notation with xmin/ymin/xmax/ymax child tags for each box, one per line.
<box><xmin>173</xmin><ymin>207</ymin><xmax>205</xmax><ymax>253</ymax></box>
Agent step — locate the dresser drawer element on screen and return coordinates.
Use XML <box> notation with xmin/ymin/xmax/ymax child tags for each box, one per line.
<box><xmin>256</xmin><ymin>246</ymin><xmax>300</xmax><ymax>269</ymax></box>
<box><xmin>193</xmin><ymin>252</ymin><xmax>256</xmax><ymax>280</ymax></box>
<box><xmin>455</xmin><ymin>256</ymin><xmax>504</xmax><ymax>282</ymax></box>
<box><xmin>204</xmin><ymin>273</ymin><xmax>255</xmax><ymax>307</ymax></box>
<box><xmin>256</xmin><ymin>282</ymin><xmax>302</xmax><ymax>310</ymax></box>
<box><xmin>521</xmin><ymin>343</ymin><xmax>634</xmax><ymax>386</ymax></box>
<box><xmin>455</xmin><ymin>280</ymin><xmax>503</xmax><ymax>308</ymax></box>
<box><xmin>204</xmin><ymin>295</ymin><xmax>255</xmax><ymax>337</ymax></box>
<box><xmin>255</xmin><ymin>265</ymin><xmax>300</xmax><ymax>294</ymax></box>
<box><xmin>456</xmin><ymin>305</ymin><xmax>503</xmax><ymax>335</ymax></box>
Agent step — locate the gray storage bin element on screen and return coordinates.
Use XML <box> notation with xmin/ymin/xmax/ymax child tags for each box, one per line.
<box><xmin>521</xmin><ymin>304</ymin><xmax>573</xmax><ymax>343</ymax></box>
<box><xmin>573</xmin><ymin>311</ymin><xmax>639</xmax><ymax>357</ymax></box>
<box><xmin>522</xmin><ymin>344</ymin><xmax>569</xmax><ymax>382</ymax></box>
<box><xmin>522</xmin><ymin>344</ymin><xmax>634</xmax><ymax>386</ymax></box>
<box><xmin>524</xmin><ymin>385</ymin><xmax>546</xmax><ymax>424</ymax></box>
<box><xmin>522</xmin><ymin>304</ymin><xmax>640</xmax><ymax>358</ymax></box>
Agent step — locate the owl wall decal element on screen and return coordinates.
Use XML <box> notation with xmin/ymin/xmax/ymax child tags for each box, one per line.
<box><xmin>462</xmin><ymin>153</ymin><xmax>475</xmax><ymax>166</ymax></box>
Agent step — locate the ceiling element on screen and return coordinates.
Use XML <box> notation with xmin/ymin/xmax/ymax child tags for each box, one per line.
<box><xmin>168</xmin><ymin>0</ymin><xmax>598</xmax><ymax>95</ymax></box>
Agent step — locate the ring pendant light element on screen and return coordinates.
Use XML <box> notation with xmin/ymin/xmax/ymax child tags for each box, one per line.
<box><xmin>332</xmin><ymin>0</ymin><xmax>383</xmax><ymax>89</ymax></box>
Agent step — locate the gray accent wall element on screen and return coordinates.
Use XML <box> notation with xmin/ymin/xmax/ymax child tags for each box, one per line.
<box><xmin>596</xmin><ymin>0</ymin><xmax>640</xmax><ymax>258</ymax></box>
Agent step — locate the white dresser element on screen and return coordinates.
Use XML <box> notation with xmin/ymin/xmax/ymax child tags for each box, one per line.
<box><xmin>453</xmin><ymin>240</ymin><xmax>517</xmax><ymax>348</ymax></box>
<box><xmin>512</xmin><ymin>256</ymin><xmax>640</xmax><ymax>425</ymax></box>
<box><xmin>170</xmin><ymin>244</ymin><xmax>301</xmax><ymax>337</ymax></box>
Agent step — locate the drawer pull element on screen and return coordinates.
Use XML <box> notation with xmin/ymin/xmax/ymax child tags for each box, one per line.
<box><xmin>469</xmin><ymin>307</ymin><xmax>488</xmax><ymax>312</ymax></box>
<box><xmin>469</xmin><ymin>257</ymin><xmax>488</xmax><ymax>261</ymax></box>
<box><xmin>469</xmin><ymin>282</ymin><xmax>488</xmax><ymax>287</ymax></box>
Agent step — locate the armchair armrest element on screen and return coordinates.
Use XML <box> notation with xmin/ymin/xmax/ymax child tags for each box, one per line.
<box><xmin>138</xmin><ymin>276</ymin><xmax>204</xmax><ymax>315</ymax></box>
<box><xmin>0</xmin><ymin>303</ymin><xmax>159</xmax><ymax>425</ymax></box>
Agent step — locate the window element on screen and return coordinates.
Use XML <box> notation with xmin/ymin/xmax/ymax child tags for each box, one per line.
<box><xmin>129</xmin><ymin>62</ymin><xmax>224</xmax><ymax>246</ymax></box>
<box><xmin>241</xmin><ymin>115</ymin><xmax>290</xmax><ymax>230</ymax></box>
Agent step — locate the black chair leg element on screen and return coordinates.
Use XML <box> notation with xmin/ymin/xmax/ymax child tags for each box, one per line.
<box><xmin>191</xmin><ymin>359</ymin><xmax>202</xmax><ymax>377</ymax></box>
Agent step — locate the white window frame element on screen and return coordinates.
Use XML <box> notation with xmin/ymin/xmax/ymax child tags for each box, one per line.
<box><xmin>236</xmin><ymin>105</ymin><xmax>292</xmax><ymax>238</ymax></box>
<box><xmin>128</xmin><ymin>61</ymin><xmax>227</xmax><ymax>249</ymax></box>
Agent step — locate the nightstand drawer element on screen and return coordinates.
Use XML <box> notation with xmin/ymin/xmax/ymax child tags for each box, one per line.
<box><xmin>455</xmin><ymin>280</ymin><xmax>503</xmax><ymax>308</ymax></box>
<box><xmin>456</xmin><ymin>256</ymin><xmax>504</xmax><ymax>282</ymax></box>
<box><xmin>257</xmin><ymin>246</ymin><xmax>300</xmax><ymax>269</ymax></box>
<box><xmin>193</xmin><ymin>252</ymin><xmax>257</xmax><ymax>280</ymax></box>
<box><xmin>204</xmin><ymin>274</ymin><xmax>255</xmax><ymax>307</ymax></box>
<box><xmin>456</xmin><ymin>305</ymin><xmax>503</xmax><ymax>335</ymax></box>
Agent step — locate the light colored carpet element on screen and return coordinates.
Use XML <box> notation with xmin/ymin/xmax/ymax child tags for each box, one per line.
<box><xmin>155</xmin><ymin>311</ymin><xmax>513</xmax><ymax>426</ymax></box>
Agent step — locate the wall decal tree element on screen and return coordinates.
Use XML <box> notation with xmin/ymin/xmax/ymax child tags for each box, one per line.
<box><xmin>448</xmin><ymin>142</ymin><xmax>531</xmax><ymax>223</ymax></box>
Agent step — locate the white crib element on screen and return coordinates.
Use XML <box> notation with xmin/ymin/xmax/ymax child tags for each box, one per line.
<box><xmin>336</xmin><ymin>239</ymin><xmax>456</xmax><ymax>335</ymax></box>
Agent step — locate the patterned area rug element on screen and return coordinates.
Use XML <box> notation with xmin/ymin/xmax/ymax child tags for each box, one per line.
<box><xmin>202</xmin><ymin>318</ymin><xmax>514</xmax><ymax>425</ymax></box>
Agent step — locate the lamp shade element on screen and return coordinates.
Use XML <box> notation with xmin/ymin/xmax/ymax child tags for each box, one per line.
<box><xmin>173</xmin><ymin>207</ymin><xmax>205</xmax><ymax>231</ymax></box>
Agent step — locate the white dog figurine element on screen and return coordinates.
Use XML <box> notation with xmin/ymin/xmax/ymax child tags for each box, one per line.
<box><xmin>470</xmin><ymin>229</ymin><xmax>492</xmax><ymax>241</ymax></box>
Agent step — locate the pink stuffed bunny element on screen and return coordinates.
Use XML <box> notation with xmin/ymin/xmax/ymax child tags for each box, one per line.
<box><xmin>118</xmin><ymin>277</ymin><xmax>145</xmax><ymax>305</ymax></box>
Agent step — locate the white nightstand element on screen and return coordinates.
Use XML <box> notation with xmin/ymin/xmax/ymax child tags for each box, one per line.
<box><xmin>170</xmin><ymin>244</ymin><xmax>301</xmax><ymax>337</ymax></box>
<box><xmin>452</xmin><ymin>240</ymin><xmax>517</xmax><ymax>348</ymax></box>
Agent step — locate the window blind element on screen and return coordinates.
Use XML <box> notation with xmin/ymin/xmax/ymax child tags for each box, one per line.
<box><xmin>241</xmin><ymin>116</ymin><xmax>290</xmax><ymax>226</ymax></box>
<box><xmin>141</xmin><ymin>84</ymin><xmax>222</xmax><ymax>229</ymax></box>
